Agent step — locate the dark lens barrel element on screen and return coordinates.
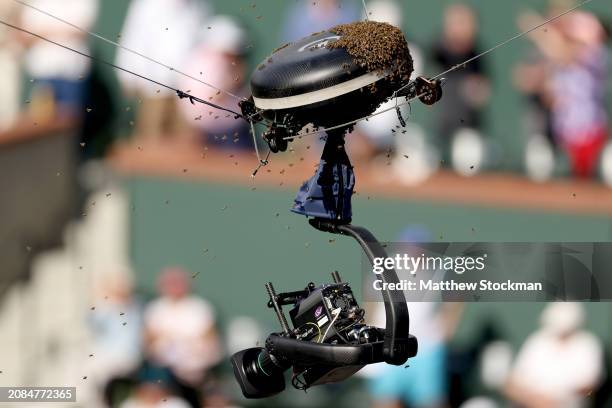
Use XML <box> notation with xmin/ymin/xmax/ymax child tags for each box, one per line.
<box><xmin>231</xmin><ymin>347</ymin><xmax>288</xmax><ymax>398</ymax></box>
<box><xmin>250</xmin><ymin>349</ymin><xmax>283</xmax><ymax>377</ymax></box>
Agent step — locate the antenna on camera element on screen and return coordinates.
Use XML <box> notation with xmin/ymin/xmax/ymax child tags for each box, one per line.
<box><xmin>265</xmin><ymin>282</ymin><xmax>291</xmax><ymax>335</ymax></box>
<box><xmin>331</xmin><ymin>271</ymin><xmax>342</xmax><ymax>284</ymax></box>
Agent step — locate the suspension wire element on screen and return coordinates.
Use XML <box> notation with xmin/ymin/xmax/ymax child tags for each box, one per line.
<box><xmin>5</xmin><ymin>0</ymin><xmax>597</xmax><ymax>150</ymax></box>
<box><xmin>11</xmin><ymin>0</ymin><xmax>246</xmax><ymax>102</ymax></box>
<box><xmin>361</xmin><ymin>0</ymin><xmax>370</xmax><ymax>21</ymax></box>
<box><xmin>249</xmin><ymin>119</ymin><xmax>270</xmax><ymax>176</ymax></box>
<box><xmin>1</xmin><ymin>18</ymin><xmax>272</xmax><ymax>174</ymax></box>
<box><xmin>394</xmin><ymin>0</ymin><xmax>594</xmax><ymax>95</ymax></box>
<box><xmin>11</xmin><ymin>0</ymin><xmax>272</xmax><ymax>122</ymax></box>
<box><xmin>284</xmin><ymin>0</ymin><xmax>596</xmax><ymax>140</ymax></box>
<box><xmin>0</xmin><ymin>18</ymin><xmax>245</xmax><ymax>119</ymax></box>
<box><xmin>431</xmin><ymin>0</ymin><xmax>594</xmax><ymax>81</ymax></box>
<box><xmin>251</xmin><ymin>149</ymin><xmax>271</xmax><ymax>177</ymax></box>
<box><xmin>0</xmin><ymin>17</ymin><xmax>273</xmax><ymax>174</ymax></box>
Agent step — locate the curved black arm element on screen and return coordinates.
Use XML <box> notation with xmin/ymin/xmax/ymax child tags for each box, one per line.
<box><xmin>266</xmin><ymin>334</ymin><xmax>385</xmax><ymax>366</ymax></box>
<box><xmin>309</xmin><ymin>219</ymin><xmax>414</xmax><ymax>365</ymax></box>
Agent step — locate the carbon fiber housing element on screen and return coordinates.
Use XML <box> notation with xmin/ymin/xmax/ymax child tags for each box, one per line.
<box><xmin>252</xmin><ymin>31</ymin><xmax>367</xmax><ymax>99</ymax></box>
<box><xmin>250</xmin><ymin>30</ymin><xmax>408</xmax><ymax>131</ymax></box>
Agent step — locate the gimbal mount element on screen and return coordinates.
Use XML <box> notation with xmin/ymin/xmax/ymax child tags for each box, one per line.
<box><xmin>231</xmin><ymin>130</ymin><xmax>417</xmax><ymax>398</ymax></box>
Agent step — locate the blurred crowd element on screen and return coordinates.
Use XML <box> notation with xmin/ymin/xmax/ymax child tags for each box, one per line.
<box><xmin>0</xmin><ymin>0</ymin><xmax>610</xmax><ymax>183</ymax></box>
<box><xmin>365</xmin><ymin>300</ymin><xmax>606</xmax><ymax>408</ymax></box>
<box><xmin>87</xmin><ymin>267</ymin><xmax>229</xmax><ymax>408</ymax></box>
<box><xmin>516</xmin><ymin>0</ymin><xmax>611</xmax><ymax>181</ymax></box>
<box><xmin>85</xmin><ymin>263</ymin><xmax>611</xmax><ymax>408</ymax></box>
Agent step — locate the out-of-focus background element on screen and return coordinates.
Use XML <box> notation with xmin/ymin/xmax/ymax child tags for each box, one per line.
<box><xmin>1</xmin><ymin>0</ymin><xmax>612</xmax><ymax>407</ymax></box>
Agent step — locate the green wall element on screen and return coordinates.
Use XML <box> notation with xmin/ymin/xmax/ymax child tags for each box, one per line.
<box><xmin>126</xmin><ymin>177</ymin><xmax>612</xmax><ymax>348</ymax></box>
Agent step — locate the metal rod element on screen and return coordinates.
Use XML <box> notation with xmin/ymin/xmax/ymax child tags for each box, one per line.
<box><xmin>265</xmin><ymin>282</ymin><xmax>291</xmax><ymax>334</ymax></box>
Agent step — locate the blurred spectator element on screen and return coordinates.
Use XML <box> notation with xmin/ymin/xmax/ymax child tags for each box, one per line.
<box><xmin>179</xmin><ymin>15</ymin><xmax>253</xmax><ymax>151</ymax></box>
<box><xmin>365</xmin><ymin>227</ymin><xmax>463</xmax><ymax>408</ymax></box>
<box><xmin>505</xmin><ymin>303</ymin><xmax>604</xmax><ymax>408</ymax></box>
<box><xmin>513</xmin><ymin>1</ymin><xmax>573</xmax><ymax>182</ymax></box>
<box><xmin>367</xmin><ymin>302</ymin><xmax>458</xmax><ymax>408</ymax></box>
<box><xmin>89</xmin><ymin>272</ymin><xmax>143</xmax><ymax>392</ymax></box>
<box><xmin>520</xmin><ymin>9</ymin><xmax>609</xmax><ymax>179</ymax></box>
<box><xmin>351</xmin><ymin>0</ymin><xmax>440</xmax><ymax>185</ymax></box>
<box><xmin>116</xmin><ymin>0</ymin><xmax>210</xmax><ymax>141</ymax></box>
<box><xmin>0</xmin><ymin>1</ymin><xmax>21</xmax><ymax>130</ymax></box>
<box><xmin>280</xmin><ymin>0</ymin><xmax>360</xmax><ymax>42</ymax></box>
<box><xmin>431</xmin><ymin>4</ymin><xmax>490</xmax><ymax>175</ymax></box>
<box><xmin>119</xmin><ymin>365</ymin><xmax>190</xmax><ymax>408</ymax></box>
<box><xmin>143</xmin><ymin>267</ymin><xmax>222</xmax><ymax>406</ymax></box>
<box><xmin>514</xmin><ymin>42</ymin><xmax>556</xmax><ymax>181</ymax></box>
<box><xmin>18</xmin><ymin>0</ymin><xmax>99</xmax><ymax>119</ymax></box>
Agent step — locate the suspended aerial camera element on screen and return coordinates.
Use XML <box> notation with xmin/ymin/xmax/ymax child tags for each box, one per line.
<box><xmin>239</xmin><ymin>22</ymin><xmax>443</xmax><ymax>154</ymax></box>
<box><xmin>232</xmin><ymin>231</ymin><xmax>417</xmax><ymax>398</ymax></box>
<box><xmin>232</xmin><ymin>21</ymin><xmax>441</xmax><ymax>398</ymax></box>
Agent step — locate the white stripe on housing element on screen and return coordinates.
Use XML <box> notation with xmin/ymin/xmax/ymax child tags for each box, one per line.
<box><xmin>253</xmin><ymin>71</ymin><xmax>386</xmax><ymax>110</ymax></box>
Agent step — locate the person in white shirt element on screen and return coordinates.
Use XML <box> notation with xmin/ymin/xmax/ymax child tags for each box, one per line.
<box><xmin>144</xmin><ymin>267</ymin><xmax>221</xmax><ymax>387</ymax></box>
<box><xmin>505</xmin><ymin>302</ymin><xmax>604</xmax><ymax>408</ymax></box>
<box><xmin>116</xmin><ymin>0</ymin><xmax>210</xmax><ymax>140</ymax></box>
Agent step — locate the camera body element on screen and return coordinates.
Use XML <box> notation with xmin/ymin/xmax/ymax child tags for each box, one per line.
<box><xmin>289</xmin><ymin>282</ymin><xmax>383</xmax><ymax>386</ymax></box>
<box><xmin>291</xmin><ymin>282</ymin><xmax>361</xmax><ymax>343</ymax></box>
<box><xmin>231</xmin><ymin>276</ymin><xmax>391</xmax><ymax>398</ymax></box>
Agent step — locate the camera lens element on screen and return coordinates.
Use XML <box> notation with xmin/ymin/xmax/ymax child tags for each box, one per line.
<box><xmin>231</xmin><ymin>347</ymin><xmax>288</xmax><ymax>398</ymax></box>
